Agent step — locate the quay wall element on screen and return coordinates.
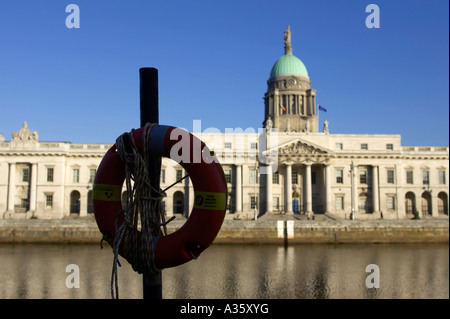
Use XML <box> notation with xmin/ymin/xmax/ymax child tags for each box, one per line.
<box><xmin>0</xmin><ymin>219</ymin><xmax>448</xmax><ymax>244</ymax></box>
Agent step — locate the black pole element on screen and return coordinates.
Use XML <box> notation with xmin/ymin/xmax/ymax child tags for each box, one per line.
<box><xmin>139</xmin><ymin>67</ymin><xmax>162</xmax><ymax>299</ymax></box>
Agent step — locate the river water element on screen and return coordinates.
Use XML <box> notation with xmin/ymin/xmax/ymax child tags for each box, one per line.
<box><xmin>0</xmin><ymin>243</ymin><xmax>448</xmax><ymax>299</ymax></box>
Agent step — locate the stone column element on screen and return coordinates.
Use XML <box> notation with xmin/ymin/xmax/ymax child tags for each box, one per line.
<box><xmin>308</xmin><ymin>95</ymin><xmax>313</xmax><ymax>115</ymax></box>
<box><xmin>59</xmin><ymin>157</ymin><xmax>66</xmax><ymax>218</ymax></box>
<box><xmin>79</xmin><ymin>191</ymin><xmax>87</xmax><ymax>217</ymax></box>
<box><xmin>274</xmin><ymin>90</ymin><xmax>279</xmax><ymax>117</ymax></box>
<box><xmin>432</xmin><ymin>193</ymin><xmax>439</xmax><ymax>218</ymax></box>
<box><xmin>184</xmin><ymin>170</ymin><xmax>190</xmax><ymax>217</ymax></box>
<box><xmin>235</xmin><ymin>164</ymin><xmax>242</xmax><ymax>213</ymax></box>
<box><xmin>7</xmin><ymin>163</ymin><xmax>15</xmax><ymax>212</ymax></box>
<box><xmin>265</xmin><ymin>164</ymin><xmax>273</xmax><ymax>214</ymax></box>
<box><xmin>396</xmin><ymin>164</ymin><xmax>405</xmax><ymax>219</ymax></box>
<box><xmin>305</xmin><ymin>163</ymin><xmax>313</xmax><ymax>214</ymax></box>
<box><xmin>285</xmin><ymin>162</ymin><xmax>293</xmax><ymax>214</ymax></box>
<box><xmin>28</xmin><ymin>163</ymin><xmax>37</xmax><ymax>214</ymax></box>
<box><xmin>372</xmin><ymin>165</ymin><xmax>379</xmax><ymax>213</ymax></box>
<box><xmin>324</xmin><ymin>164</ymin><xmax>332</xmax><ymax>213</ymax></box>
<box><xmin>164</xmin><ymin>190</ymin><xmax>173</xmax><ymax>218</ymax></box>
<box><xmin>352</xmin><ymin>163</ymin><xmax>358</xmax><ymax>214</ymax></box>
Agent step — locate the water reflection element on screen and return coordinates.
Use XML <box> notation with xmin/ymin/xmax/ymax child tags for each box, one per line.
<box><xmin>0</xmin><ymin>244</ymin><xmax>448</xmax><ymax>299</ymax></box>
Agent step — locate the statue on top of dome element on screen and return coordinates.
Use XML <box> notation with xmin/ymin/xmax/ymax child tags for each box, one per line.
<box><xmin>284</xmin><ymin>26</ymin><xmax>292</xmax><ymax>55</ymax></box>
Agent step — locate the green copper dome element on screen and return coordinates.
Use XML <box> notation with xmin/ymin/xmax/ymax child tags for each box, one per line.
<box><xmin>270</xmin><ymin>53</ymin><xmax>309</xmax><ymax>79</ymax></box>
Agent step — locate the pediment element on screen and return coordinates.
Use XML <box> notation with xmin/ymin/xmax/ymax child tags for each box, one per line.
<box><xmin>278</xmin><ymin>139</ymin><xmax>329</xmax><ymax>155</ymax></box>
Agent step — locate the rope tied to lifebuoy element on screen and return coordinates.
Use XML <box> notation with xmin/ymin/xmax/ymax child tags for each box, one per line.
<box><xmin>93</xmin><ymin>124</ymin><xmax>227</xmax><ymax>299</ymax></box>
<box><xmin>110</xmin><ymin>122</ymin><xmax>166</xmax><ymax>299</ymax></box>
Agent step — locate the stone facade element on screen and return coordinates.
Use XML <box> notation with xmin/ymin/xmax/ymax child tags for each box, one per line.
<box><xmin>0</xmin><ymin>122</ymin><xmax>448</xmax><ymax>220</ymax></box>
<box><xmin>0</xmin><ymin>28</ymin><xmax>448</xmax><ymax>221</ymax></box>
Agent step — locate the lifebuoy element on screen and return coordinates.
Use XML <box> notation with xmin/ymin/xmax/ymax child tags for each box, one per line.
<box><xmin>93</xmin><ymin>125</ymin><xmax>227</xmax><ymax>269</ymax></box>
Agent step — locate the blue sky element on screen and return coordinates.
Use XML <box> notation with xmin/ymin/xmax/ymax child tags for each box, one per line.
<box><xmin>0</xmin><ymin>0</ymin><xmax>448</xmax><ymax>146</ymax></box>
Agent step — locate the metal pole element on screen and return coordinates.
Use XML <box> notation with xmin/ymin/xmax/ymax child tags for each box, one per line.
<box><xmin>139</xmin><ymin>67</ymin><xmax>162</xmax><ymax>299</ymax></box>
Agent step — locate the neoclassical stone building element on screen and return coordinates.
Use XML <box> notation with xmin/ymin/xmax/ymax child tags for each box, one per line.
<box><xmin>0</xmin><ymin>27</ymin><xmax>448</xmax><ymax>220</ymax></box>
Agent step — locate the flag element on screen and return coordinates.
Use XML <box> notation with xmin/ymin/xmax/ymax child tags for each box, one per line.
<box><xmin>278</xmin><ymin>104</ymin><xmax>286</xmax><ymax>111</ymax></box>
<box><xmin>318</xmin><ymin>105</ymin><xmax>327</xmax><ymax>112</ymax></box>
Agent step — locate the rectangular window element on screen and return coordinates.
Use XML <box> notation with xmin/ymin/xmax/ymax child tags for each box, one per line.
<box><xmin>22</xmin><ymin>168</ymin><xmax>29</xmax><ymax>182</ymax></box>
<box><xmin>387</xmin><ymin>170</ymin><xmax>395</xmax><ymax>184</ymax></box>
<box><xmin>160</xmin><ymin>169</ymin><xmax>165</xmax><ymax>184</ymax></box>
<box><xmin>46</xmin><ymin>194</ymin><xmax>53</xmax><ymax>208</ymax></box>
<box><xmin>176</xmin><ymin>169</ymin><xmax>183</xmax><ymax>183</ymax></box>
<box><xmin>224</xmin><ymin>142</ymin><xmax>232</xmax><ymax>149</ymax></box>
<box><xmin>73</xmin><ymin>169</ymin><xmax>79</xmax><ymax>183</ymax></box>
<box><xmin>336</xmin><ymin>196</ymin><xmax>344</xmax><ymax>210</ymax></box>
<box><xmin>336</xmin><ymin>169</ymin><xmax>343</xmax><ymax>184</ymax></box>
<box><xmin>47</xmin><ymin>167</ymin><xmax>54</xmax><ymax>182</ymax></box>
<box><xmin>272</xmin><ymin>171</ymin><xmax>279</xmax><ymax>184</ymax></box>
<box><xmin>250</xmin><ymin>169</ymin><xmax>258</xmax><ymax>184</ymax></box>
<box><xmin>250</xmin><ymin>143</ymin><xmax>258</xmax><ymax>150</ymax></box>
<box><xmin>335</xmin><ymin>143</ymin><xmax>343</xmax><ymax>150</ymax></box>
<box><xmin>406</xmin><ymin>171</ymin><xmax>413</xmax><ymax>184</ymax></box>
<box><xmin>89</xmin><ymin>169</ymin><xmax>96</xmax><ymax>183</ymax></box>
<box><xmin>386</xmin><ymin>144</ymin><xmax>394</xmax><ymax>150</ymax></box>
<box><xmin>292</xmin><ymin>172</ymin><xmax>298</xmax><ymax>184</ymax></box>
<box><xmin>251</xmin><ymin>196</ymin><xmax>258</xmax><ymax>209</ymax></box>
<box><xmin>387</xmin><ymin>196</ymin><xmax>396</xmax><ymax>210</ymax></box>
<box><xmin>423</xmin><ymin>171</ymin><xmax>430</xmax><ymax>185</ymax></box>
<box><xmin>439</xmin><ymin>171</ymin><xmax>446</xmax><ymax>184</ymax></box>
<box><xmin>224</xmin><ymin>169</ymin><xmax>232</xmax><ymax>183</ymax></box>
<box><xmin>361</xmin><ymin>143</ymin><xmax>368</xmax><ymax>150</ymax></box>
<box><xmin>311</xmin><ymin>171</ymin><xmax>316</xmax><ymax>184</ymax></box>
<box><xmin>273</xmin><ymin>197</ymin><xmax>280</xmax><ymax>211</ymax></box>
<box><xmin>360</xmin><ymin>170</ymin><xmax>367</xmax><ymax>184</ymax></box>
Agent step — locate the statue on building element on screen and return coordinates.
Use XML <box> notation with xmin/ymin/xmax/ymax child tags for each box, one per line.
<box><xmin>323</xmin><ymin>119</ymin><xmax>329</xmax><ymax>134</ymax></box>
<box><xmin>285</xmin><ymin>118</ymin><xmax>290</xmax><ymax>132</ymax></box>
<box><xmin>31</xmin><ymin>130</ymin><xmax>39</xmax><ymax>141</ymax></box>
<box><xmin>11</xmin><ymin>121</ymin><xmax>38</xmax><ymax>142</ymax></box>
<box><xmin>284</xmin><ymin>26</ymin><xmax>292</xmax><ymax>54</ymax></box>
<box><xmin>303</xmin><ymin>119</ymin><xmax>310</xmax><ymax>133</ymax></box>
<box><xmin>0</xmin><ymin>134</ymin><xmax>4</xmax><ymax>142</ymax></box>
<box><xmin>265</xmin><ymin>116</ymin><xmax>273</xmax><ymax>130</ymax></box>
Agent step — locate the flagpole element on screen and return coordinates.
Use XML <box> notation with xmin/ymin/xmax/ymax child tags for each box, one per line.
<box><xmin>317</xmin><ymin>103</ymin><xmax>319</xmax><ymax>132</ymax></box>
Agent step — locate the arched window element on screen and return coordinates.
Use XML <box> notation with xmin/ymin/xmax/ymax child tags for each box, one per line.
<box><xmin>438</xmin><ymin>192</ymin><xmax>448</xmax><ymax>215</ymax></box>
<box><xmin>405</xmin><ymin>192</ymin><xmax>416</xmax><ymax>215</ymax></box>
<box><xmin>70</xmin><ymin>190</ymin><xmax>80</xmax><ymax>214</ymax></box>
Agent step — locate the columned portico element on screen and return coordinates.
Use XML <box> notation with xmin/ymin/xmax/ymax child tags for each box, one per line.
<box><xmin>265</xmin><ymin>163</ymin><xmax>273</xmax><ymax>214</ymax></box>
<box><xmin>304</xmin><ymin>162</ymin><xmax>313</xmax><ymax>214</ymax></box>
<box><xmin>27</xmin><ymin>162</ymin><xmax>37</xmax><ymax>215</ymax></box>
<box><xmin>235</xmin><ymin>164</ymin><xmax>242</xmax><ymax>213</ymax></box>
<box><xmin>372</xmin><ymin>165</ymin><xmax>379</xmax><ymax>213</ymax></box>
<box><xmin>7</xmin><ymin>163</ymin><xmax>15</xmax><ymax>212</ymax></box>
<box><xmin>352</xmin><ymin>162</ymin><xmax>358</xmax><ymax>215</ymax></box>
<box><xmin>285</xmin><ymin>162</ymin><xmax>293</xmax><ymax>214</ymax></box>
<box><xmin>324</xmin><ymin>164</ymin><xmax>332</xmax><ymax>213</ymax></box>
<box><xmin>184</xmin><ymin>170</ymin><xmax>190</xmax><ymax>217</ymax></box>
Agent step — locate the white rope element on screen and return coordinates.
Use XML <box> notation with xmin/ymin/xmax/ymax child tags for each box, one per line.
<box><xmin>110</xmin><ymin>123</ymin><xmax>166</xmax><ymax>299</ymax></box>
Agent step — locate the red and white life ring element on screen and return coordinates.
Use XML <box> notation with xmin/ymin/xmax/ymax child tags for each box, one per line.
<box><xmin>93</xmin><ymin>125</ymin><xmax>227</xmax><ymax>269</ymax></box>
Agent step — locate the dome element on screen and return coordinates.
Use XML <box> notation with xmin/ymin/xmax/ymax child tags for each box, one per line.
<box><xmin>270</xmin><ymin>53</ymin><xmax>309</xmax><ymax>79</ymax></box>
